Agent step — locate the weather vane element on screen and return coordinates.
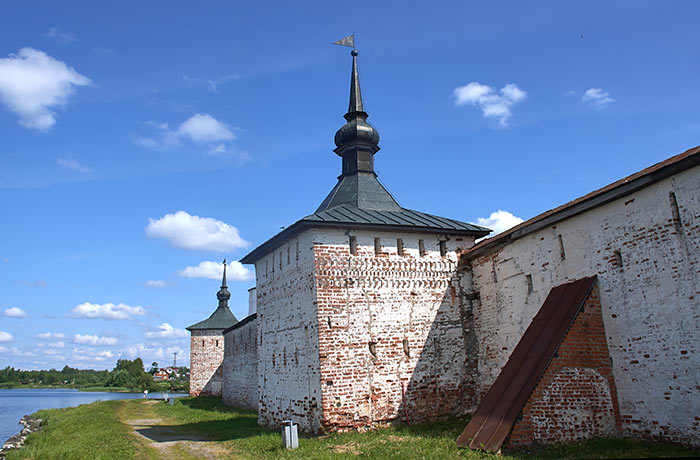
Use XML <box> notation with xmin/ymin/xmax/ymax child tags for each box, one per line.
<box><xmin>333</xmin><ymin>34</ymin><xmax>356</xmax><ymax>51</ymax></box>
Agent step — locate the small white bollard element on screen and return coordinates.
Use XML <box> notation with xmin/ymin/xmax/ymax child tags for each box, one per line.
<box><xmin>281</xmin><ymin>420</ymin><xmax>299</xmax><ymax>449</ymax></box>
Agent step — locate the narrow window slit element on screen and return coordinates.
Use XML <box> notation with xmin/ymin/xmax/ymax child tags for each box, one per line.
<box><xmin>439</xmin><ymin>240</ymin><xmax>447</xmax><ymax>257</ymax></box>
<box><xmin>526</xmin><ymin>274</ymin><xmax>533</xmax><ymax>294</ymax></box>
<box><xmin>349</xmin><ymin>235</ymin><xmax>357</xmax><ymax>255</ymax></box>
<box><xmin>368</xmin><ymin>341</ymin><xmax>377</xmax><ymax>358</ymax></box>
<box><xmin>418</xmin><ymin>239</ymin><xmax>425</xmax><ymax>257</ymax></box>
<box><xmin>402</xmin><ymin>339</ymin><xmax>410</xmax><ymax>357</ymax></box>
<box><xmin>558</xmin><ymin>234</ymin><xmax>566</xmax><ymax>260</ymax></box>
<box><xmin>397</xmin><ymin>238</ymin><xmax>404</xmax><ymax>256</ymax></box>
<box><xmin>614</xmin><ymin>249</ymin><xmax>623</xmax><ymax>268</ymax></box>
<box><xmin>374</xmin><ymin>237</ymin><xmax>381</xmax><ymax>255</ymax></box>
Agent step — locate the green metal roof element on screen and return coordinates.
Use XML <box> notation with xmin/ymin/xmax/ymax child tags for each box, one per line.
<box><xmin>239</xmin><ymin>49</ymin><xmax>491</xmax><ymax>265</ymax></box>
<box><xmin>186</xmin><ymin>306</ymin><xmax>238</xmax><ymax>331</ymax></box>
<box><xmin>240</xmin><ymin>198</ymin><xmax>490</xmax><ymax>264</ymax></box>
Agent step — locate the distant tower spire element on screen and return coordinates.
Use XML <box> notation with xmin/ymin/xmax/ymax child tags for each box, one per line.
<box><xmin>221</xmin><ymin>258</ymin><xmax>227</xmax><ymax>288</ymax></box>
<box><xmin>217</xmin><ymin>259</ymin><xmax>231</xmax><ymax>308</ymax></box>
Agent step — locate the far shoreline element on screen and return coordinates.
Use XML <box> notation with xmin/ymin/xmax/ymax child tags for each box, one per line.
<box><xmin>0</xmin><ymin>385</ymin><xmax>187</xmax><ymax>394</ymax></box>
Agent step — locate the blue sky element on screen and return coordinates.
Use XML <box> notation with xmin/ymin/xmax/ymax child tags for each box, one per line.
<box><xmin>1</xmin><ymin>1</ymin><xmax>698</xmax><ymax>370</ymax></box>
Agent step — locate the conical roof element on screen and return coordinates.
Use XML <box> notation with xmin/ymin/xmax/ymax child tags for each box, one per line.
<box><xmin>186</xmin><ymin>260</ymin><xmax>238</xmax><ymax>331</ymax></box>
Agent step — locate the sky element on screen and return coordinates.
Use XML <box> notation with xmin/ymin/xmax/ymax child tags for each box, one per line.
<box><xmin>1</xmin><ymin>1</ymin><xmax>698</xmax><ymax>371</ymax></box>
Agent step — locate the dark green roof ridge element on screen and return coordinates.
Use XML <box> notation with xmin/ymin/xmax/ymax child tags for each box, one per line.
<box><xmin>186</xmin><ymin>306</ymin><xmax>238</xmax><ymax>331</ymax></box>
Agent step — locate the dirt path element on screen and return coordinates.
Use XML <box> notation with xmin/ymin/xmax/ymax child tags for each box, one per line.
<box><xmin>119</xmin><ymin>400</ymin><xmax>227</xmax><ymax>460</ymax></box>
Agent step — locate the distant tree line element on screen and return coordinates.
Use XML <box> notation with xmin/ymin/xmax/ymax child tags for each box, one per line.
<box><xmin>0</xmin><ymin>358</ymin><xmax>189</xmax><ymax>392</ymax></box>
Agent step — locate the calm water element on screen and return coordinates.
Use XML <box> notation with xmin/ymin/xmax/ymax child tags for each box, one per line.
<box><xmin>0</xmin><ymin>389</ymin><xmax>185</xmax><ymax>443</ymax></box>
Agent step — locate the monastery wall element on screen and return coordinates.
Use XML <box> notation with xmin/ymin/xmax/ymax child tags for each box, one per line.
<box><xmin>189</xmin><ymin>330</ymin><xmax>225</xmax><ymax>397</ymax></box>
<box><xmin>465</xmin><ymin>166</ymin><xmax>700</xmax><ymax>445</ymax></box>
<box><xmin>313</xmin><ymin>228</ymin><xmax>479</xmax><ymax>430</ymax></box>
<box><xmin>222</xmin><ymin>315</ymin><xmax>258</xmax><ymax>410</ymax></box>
<box><xmin>254</xmin><ymin>230</ymin><xmax>323</xmax><ymax>433</ymax></box>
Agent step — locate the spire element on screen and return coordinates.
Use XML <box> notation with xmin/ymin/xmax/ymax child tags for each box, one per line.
<box><xmin>348</xmin><ymin>49</ymin><xmax>363</xmax><ymax>113</ymax></box>
<box><xmin>216</xmin><ymin>259</ymin><xmax>230</xmax><ymax>308</ymax></box>
<box><xmin>316</xmin><ymin>46</ymin><xmax>400</xmax><ymax>213</ymax></box>
<box><xmin>333</xmin><ymin>48</ymin><xmax>380</xmax><ymax>177</ymax></box>
<box><xmin>221</xmin><ymin>258</ymin><xmax>227</xmax><ymax>288</ymax></box>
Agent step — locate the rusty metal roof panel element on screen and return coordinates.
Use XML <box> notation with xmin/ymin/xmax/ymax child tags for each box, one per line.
<box><xmin>456</xmin><ymin>276</ymin><xmax>597</xmax><ymax>452</ymax></box>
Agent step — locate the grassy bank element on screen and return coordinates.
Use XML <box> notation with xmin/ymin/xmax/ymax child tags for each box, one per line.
<box><xmin>7</xmin><ymin>397</ymin><xmax>699</xmax><ymax>460</ymax></box>
<box><xmin>6</xmin><ymin>400</ymin><xmax>156</xmax><ymax>460</ymax></box>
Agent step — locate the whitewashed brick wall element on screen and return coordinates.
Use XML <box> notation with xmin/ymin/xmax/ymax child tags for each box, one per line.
<box><xmin>254</xmin><ymin>231</ymin><xmax>323</xmax><ymax>433</ymax></box>
<box><xmin>222</xmin><ymin>317</ymin><xmax>258</xmax><ymax>410</ymax></box>
<box><xmin>189</xmin><ymin>330</ymin><xmax>225</xmax><ymax>397</ymax></box>
<box><xmin>465</xmin><ymin>165</ymin><xmax>700</xmax><ymax>445</ymax></box>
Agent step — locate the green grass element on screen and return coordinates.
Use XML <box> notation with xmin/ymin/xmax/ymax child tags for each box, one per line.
<box><xmin>6</xmin><ymin>400</ymin><xmax>158</xmax><ymax>460</ymax></box>
<box><xmin>149</xmin><ymin>397</ymin><xmax>699</xmax><ymax>460</ymax></box>
<box><xmin>7</xmin><ymin>397</ymin><xmax>699</xmax><ymax>460</ymax></box>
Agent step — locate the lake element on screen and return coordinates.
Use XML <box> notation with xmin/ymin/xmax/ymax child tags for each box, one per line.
<box><xmin>0</xmin><ymin>388</ymin><xmax>186</xmax><ymax>443</ymax></box>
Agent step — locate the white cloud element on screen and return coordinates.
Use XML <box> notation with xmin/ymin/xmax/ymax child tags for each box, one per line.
<box><xmin>125</xmin><ymin>343</ymin><xmax>186</xmax><ymax>363</ymax></box>
<box><xmin>134</xmin><ymin>136</ymin><xmax>160</xmax><ymax>149</ymax></box>
<box><xmin>145</xmin><ymin>280</ymin><xmax>169</xmax><ymax>288</ymax></box>
<box><xmin>57</xmin><ymin>158</ymin><xmax>91</xmax><ymax>173</ymax></box>
<box><xmin>74</xmin><ymin>334</ymin><xmax>118</xmax><ymax>346</ymax></box>
<box><xmin>473</xmin><ymin>210</ymin><xmax>524</xmax><ymax>237</ymax></box>
<box><xmin>37</xmin><ymin>332</ymin><xmax>65</xmax><ymax>339</ymax></box>
<box><xmin>178</xmin><ymin>113</ymin><xmax>234</xmax><ymax>143</ymax></box>
<box><xmin>0</xmin><ymin>48</ymin><xmax>91</xmax><ymax>131</ymax></box>
<box><xmin>178</xmin><ymin>260</ymin><xmax>253</xmax><ymax>281</ymax></box>
<box><xmin>146</xmin><ymin>211</ymin><xmax>249</xmax><ymax>252</ymax></box>
<box><xmin>42</xmin><ymin>27</ymin><xmax>77</xmax><ymax>44</ymax></box>
<box><xmin>3</xmin><ymin>307</ymin><xmax>27</xmax><ymax>318</ymax></box>
<box><xmin>146</xmin><ymin>323</ymin><xmax>188</xmax><ymax>339</ymax></box>
<box><xmin>48</xmin><ymin>341</ymin><xmax>65</xmax><ymax>348</ymax></box>
<box><xmin>0</xmin><ymin>331</ymin><xmax>13</xmax><ymax>342</ymax></box>
<box><xmin>136</xmin><ymin>114</ymin><xmax>243</xmax><ymax>159</ymax></box>
<box><xmin>5</xmin><ymin>346</ymin><xmax>35</xmax><ymax>357</ymax></box>
<box><xmin>454</xmin><ymin>82</ymin><xmax>526</xmax><ymax>127</ymax></box>
<box><xmin>582</xmin><ymin>88</ymin><xmax>614</xmax><ymax>109</ymax></box>
<box><xmin>73</xmin><ymin>348</ymin><xmax>114</xmax><ymax>362</ymax></box>
<box><xmin>42</xmin><ymin>348</ymin><xmax>62</xmax><ymax>356</ymax></box>
<box><xmin>68</xmin><ymin>302</ymin><xmax>147</xmax><ymax>320</ymax></box>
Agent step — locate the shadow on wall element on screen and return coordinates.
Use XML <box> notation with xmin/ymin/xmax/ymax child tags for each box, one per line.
<box><xmin>194</xmin><ymin>364</ymin><xmax>223</xmax><ymax>397</ymax></box>
<box><xmin>400</xmin><ymin>270</ymin><xmax>479</xmax><ymax>424</ymax></box>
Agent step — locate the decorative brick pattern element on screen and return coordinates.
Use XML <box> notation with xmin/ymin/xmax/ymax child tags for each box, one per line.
<box><xmin>507</xmin><ymin>285</ymin><xmax>621</xmax><ymax>446</ymax></box>
<box><xmin>189</xmin><ymin>330</ymin><xmax>225</xmax><ymax>396</ymax></box>
<box><xmin>222</xmin><ymin>318</ymin><xmax>258</xmax><ymax>410</ymax></box>
<box><xmin>313</xmin><ymin>229</ymin><xmax>478</xmax><ymax>431</ymax></box>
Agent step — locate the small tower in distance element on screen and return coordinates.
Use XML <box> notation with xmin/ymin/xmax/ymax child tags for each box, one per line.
<box><xmin>186</xmin><ymin>259</ymin><xmax>238</xmax><ymax>396</ymax></box>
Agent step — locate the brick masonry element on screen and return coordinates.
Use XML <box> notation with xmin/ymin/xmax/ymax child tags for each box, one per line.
<box><xmin>313</xmin><ymin>229</ymin><xmax>478</xmax><ymax>431</ymax></box>
<box><xmin>189</xmin><ymin>329</ymin><xmax>225</xmax><ymax>397</ymax></box>
<box><xmin>507</xmin><ymin>284</ymin><xmax>622</xmax><ymax>446</ymax></box>
<box><xmin>215</xmin><ymin>159</ymin><xmax>698</xmax><ymax>446</ymax></box>
<box><xmin>466</xmin><ymin>165</ymin><xmax>699</xmax><ymax>446</ymax></box>
<box><xmin>222</xmin><ymin>316</ymin><xmax>258</xmax><ymax>410</ymax></box>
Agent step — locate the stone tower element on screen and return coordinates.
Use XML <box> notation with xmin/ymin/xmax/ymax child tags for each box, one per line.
<box><xmin>240</xmin><ymin>48</ymin><xmax>490</xmax><ymax>432</ymax></box>
<box><xmin>187</xmin><ymin>260</ymin><xmax>238</xmax><ymax>396</ymax></box>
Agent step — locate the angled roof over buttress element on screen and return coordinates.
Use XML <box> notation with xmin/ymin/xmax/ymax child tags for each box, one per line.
<box><xmin>241</xmin><ymin>48</ymin><xmax>490</xmax><ymax>264</ymax></box>
<box><xmin>456</xmin><ymin>276</ymin><xmax>597</xmax><ymax>452</ymax></box>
